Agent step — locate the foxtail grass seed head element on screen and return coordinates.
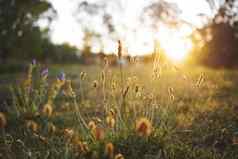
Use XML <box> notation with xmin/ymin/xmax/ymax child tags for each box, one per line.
<box><xmin>117</xmin><ymin>40</ymin><xmax>122</xmax><ymax>59</ymax></box>
<box><xmin>168</xmin><ymin>87</ymin><xmax>175</xmax><ymax>101</ymax></box>
<box><xmin>105</xmin><ymin>142</ymin><xmax>114</xmax><ymax>159</ymax></box>
<box><xmin>26</xmin><ymin>120</ymin><xmax>38</xmax><ymax>132</ymax></box>
<box><xmin>104</xmin><ymin>57</ymin><xmax>109</xmax><ymax>67</ymax></box>
<box><xmin>106</xmin><ymin>115</ymin><xmax>115</xmax><ymax>128</ymax></box>
<box><xmin>109</xmin><ymin>109</ymin><xmax>116</xmax><ymax>117</ymax></box>
<box><xmin>114</xmin><ymin>153</ymin><xmax>124</xmax><ymax>159</ymax></box>
<box><xmin>0</xmin><ymin>112</ymin><xmax>7</xmax><ymax>129</ymax></box>
<box><xmin>80</xmin><ymin>71</ymin><xmax>86</xmax><ymax>80</ymax></box>
<box><xmin>196</xmin><ymin>73</ymin><xmax>204</xmax><ymax>87</ymax></box>
<box><xmin>41</xmin><ymin>103</ymin><xmax>53</xmax><ymax>117</ymax></box>
<box><xmin>93</xmin><ymin>80</ymin><xmax>98</xmax><ymax>88</ymax></box>
<box><xmin>101</xmin><ymin>71</ymin><xmax>105</xmax><ymax>82</ymax></box>
<box><xmin>111</xmin><ymin>81</ymin><xmax>117</xmax><ymax>91</ymax></box>
<box><xmin>135</xmin><ymin>117</ymin><xmax>152</xmax><ymax>137</ymax></box>
<box><xmin>135</xmin><ymin>85</ymin><xmax>139</xmax><ymax>93</ymax></box>
<box><xmin>123</xmin><ymin>86</ymin><xmax>130</xmax><ymax>98</ymax></box>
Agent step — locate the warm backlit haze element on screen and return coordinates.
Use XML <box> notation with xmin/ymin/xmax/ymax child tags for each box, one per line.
<box><xmin>42</xmin><ymin>0</ymin><xmax>214</xmax><ymax>61</ymax></box>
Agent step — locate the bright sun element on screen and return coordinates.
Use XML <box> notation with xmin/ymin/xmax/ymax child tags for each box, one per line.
<box><xmin>157</xmin><ymin>24</ymin><xmax>193</xmax><ymax>62</ymax></box>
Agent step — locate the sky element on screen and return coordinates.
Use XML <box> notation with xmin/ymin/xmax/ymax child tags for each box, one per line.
<box><xmin>40</xmin><ymin>0</ymin><xmax>215</xmax><ymax>55</ymax></box>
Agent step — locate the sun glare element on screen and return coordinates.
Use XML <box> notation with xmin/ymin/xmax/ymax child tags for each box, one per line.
<box><xmin>157</xmin><ymin>24</ymin><xmax>193</xmax><ymax>62</ymax></box>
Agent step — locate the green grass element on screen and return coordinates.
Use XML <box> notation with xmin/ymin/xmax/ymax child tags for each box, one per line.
<box><xmin>0</xmin><ymin>62</ymin><xmax>238</xmax><ymax>159</ymax></box>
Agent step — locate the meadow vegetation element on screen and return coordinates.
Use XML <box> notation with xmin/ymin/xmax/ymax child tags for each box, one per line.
<box><xmin>0</xmin><ymin>47</ymin><xmax>238</xmax><ymax>159</ymax></box>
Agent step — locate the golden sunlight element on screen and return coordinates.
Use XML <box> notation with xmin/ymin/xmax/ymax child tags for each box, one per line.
<box><xmin>157</xmin><ymin>24</ymin><xmax>193</xmax><ymax>62</ymax></box>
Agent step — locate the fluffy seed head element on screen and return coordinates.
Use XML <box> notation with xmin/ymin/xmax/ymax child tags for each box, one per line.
<box><xmin>135</xmin><ymin>117</ymin><xmax>152</xmax><ymax>137</ymax></box>
<box><xmin>106</xmin><ymin>115</ymin><xmax>115</xmax><ymax>128</ymax></box>
<box><xmin>105</xmin><ymin>142</ymin><xmax>114</xmax><ymax>159</ymax></box>
<box><xmin>114</xmin><ymin>153</ymin><xmax>124</xmax><ymax>159</ymax></box>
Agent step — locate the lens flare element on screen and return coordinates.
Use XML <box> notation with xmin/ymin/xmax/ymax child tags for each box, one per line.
<box><xmin>157</xmin><ymin>24</ymin><xmax>193</xmax><ymax>62</ymax></box>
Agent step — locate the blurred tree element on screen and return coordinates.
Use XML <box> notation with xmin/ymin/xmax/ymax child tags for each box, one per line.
<box><xmin>189</xmin><ymin>0</ymin><xmax>238</xmax><ymax>67</ymax></box>
<box><xmin>0</xmin><ymin>0</ymin><xmax>56</xmax><ymax>62</ymax></box>
<box><xmin>142</xmin><ymin>0</ymin><xmax>182</xmax><ymax>29</ymax></box>
<box><xmin>81</xmin><ymin>29</ymin><xmax>100</xmax><ymax>56</ymax></box>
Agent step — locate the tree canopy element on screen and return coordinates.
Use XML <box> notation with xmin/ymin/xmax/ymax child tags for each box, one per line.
<box><xmin>0</xmin><ymin>0</ymin><xmax>56</xmax><ymax>61</ymax></box>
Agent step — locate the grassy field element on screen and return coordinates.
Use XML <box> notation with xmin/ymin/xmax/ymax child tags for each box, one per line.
<box><xmin>0</xmin><ymin>62</ymin><xmax>238</xmax><ymax>159</ymax></box>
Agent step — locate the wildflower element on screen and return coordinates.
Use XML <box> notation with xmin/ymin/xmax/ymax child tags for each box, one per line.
<box><xmin>0</xmin><ymin>112</ymin><xmax>7</xmax><ymax>129</ymax></box>
<box><xmin>106</xmin><ymin>115</ymin><xmax>115</xmax><ymax>128</ymax></box>
<box><xmin>31</xmin><ymin>59</ymin><xmax>36</xmax><ymax>65</ymax></box>
<box><xmin>41</xmin><ymin>68</ymin><xmax>48</xmax><ymax>80</ymax></box>
<box><xmin>105</xmin><ymin>142</ymin><xmax>114</xmax><ymax>159</ymax></box>
<box><xmin>101</xmin><ymin>71</ymin><xmax>105</xmax><ymax>82</ymax></box>
<box><xmin>41</xmin><ymin>103</ymin><xmax>53</xmax><ymax>117</ymax></box>
<box><xmin>58</xmin><ymin>71</ymin><xmax>66</xmax><ymax>81</ymax></box>
<box><xmin>135</xmin><ymin>117</ymin><xmax>152</xmax><ymax>137</ymax></box>
<box><xmin>26</xmin><ymin>120</ymin><xmax>38</xmax><ymax>132</ymax></box>
<box><xmin>114</xmin><ymin>153</ymin><xmax>124</xmax><ymax>159</ymax></box>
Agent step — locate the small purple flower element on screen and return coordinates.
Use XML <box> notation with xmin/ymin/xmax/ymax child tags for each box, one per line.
<box><xmin>57</xmin><ymin>71</ymin><xmax>66</xmax><ymax>81</ymax></box>
<box><xmin>31</xmin><ymin>59</ymin><xmax>36</xmax><ymax>65</ymax></box>
<box><xmin>41</xmin><ymin>68</ymin><xmax>49</xmax><ymax>78</ymax></box>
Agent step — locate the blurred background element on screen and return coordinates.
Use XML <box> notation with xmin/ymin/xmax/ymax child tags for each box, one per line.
<box><xmin>1</xmin><ymin>0</ymin><xmax>238</xmax><ymax>69</ymax></box>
